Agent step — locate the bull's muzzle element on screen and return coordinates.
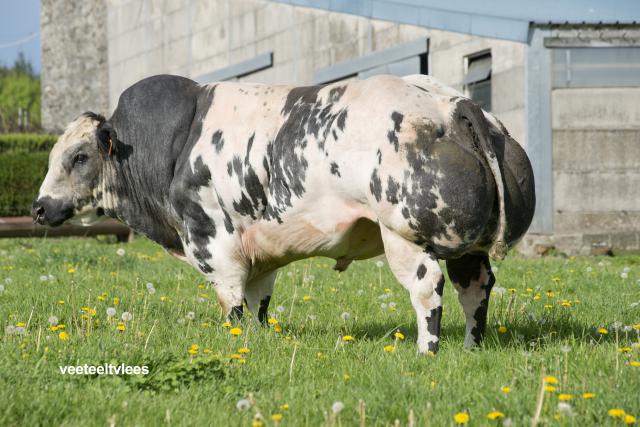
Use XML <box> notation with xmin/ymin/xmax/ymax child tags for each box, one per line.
<box><xmin>31</xmin><ymin>197</ymin><xmax>74</xmax><ymax>227</ymax></box>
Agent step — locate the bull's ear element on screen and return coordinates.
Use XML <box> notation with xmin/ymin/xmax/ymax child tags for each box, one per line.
<box><xmin>97</xmin><ymin>120</ymin><xmax>118</xmax><ymax>157</ymax></box>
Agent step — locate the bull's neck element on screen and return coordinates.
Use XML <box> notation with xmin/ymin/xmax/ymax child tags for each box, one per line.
<box><xmin>99</xmin><ymin>157</ymin><xmax>182</xmax><ymax>251</ymax></box>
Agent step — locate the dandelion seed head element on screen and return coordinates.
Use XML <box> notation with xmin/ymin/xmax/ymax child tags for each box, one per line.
<box><xmin>340</xmin><ymin>312</ymin><xmax>350</xmax><ymax>321</ymax></box>
<box><xmin>623</xmin><ymin>266</ymin><xmax>631</xmax><ymax>273</ymax></box>
<box><xmin>145</xmin><ymin>282</ymin><xmax>154</xmax><ymax>290</ymax></box>
<box><xmin>389</xmin><ymin>302</ymin><xmax>397</xmax><ymax>309</ymax></box>
<box><xmin>40</xmin><ymin>275</ymin><xmax>48</xmax><ymax>281</ymax></box>
<box><xmin>5</xmin><ymin>325</ymin><xmax>15</xmax><ymax>334</ymax></box>
<box><xmin>308</xmin><ymin>314</ymin><xmax>316</xmax><ymax>321</ymax></box>
<box><xmin>331</xmin><ymin>401</ymin><xmax>344</xmax><ymax>414</ymax></box>
<box><xmin>375</xmin><ymin>260</ymin><xmax>384</xmax><ymax>268</ymax></box>
<box><xmin>116</xmin><ymin>248</ymin><xmax>126</xmax><ymax>256</ymax></box>
<box><xmin>560</xmin><ymin>345</ymin><xmax>571</xmax><ymax>353</ymax></box>
<box><xmin>493</xmin><ymin>286</ymin><xmax>507</xmax><ymax>295</ymax></box>
<box><xmin>121</xmin><ymin>312</ymin><xmax>133</xmax><ymax>322</ymax></box>
<box><xmin>502</xmin><ymin>418</ymin><xmax>513</xmax><ymax>427</ymax></box>
<box><xmin>586</xmin><ymin>266</ymin><xmax>593</xmax><ymax>273</ymax></box>
<box><xmin>380</xmin><ymin>303</ymin><xmax>387</xmax><ymax>309</ymax></box>
<box><xmin>276</xmin><ymin>305</ymin><xmax>285</xmax><ymax>313</ymax></box>
<box><xmin>177</xmin><ymin>318</ymin><xmax>186</xmax><ymax>325</ymax></box>
<box><xmin>106</xmin><ymin>307</ymin><xmax>116</xmax><ymax>317</ymax></box>
<box><xmin>186</xmin><ymin>311</ymin><xmax>195</xmax><ymax>320</ymax></box>
<box><xmin>4</xmin><ymin>278</ymin><xmax>12</xmax><ymax>284</ymax></box>
<box><xmin>14</xmin><ymin>326</ymin><xmax>25</xmax><ymax>335</ymax></box>
<box><xmin>621</xmin><ymin>272</ymin><xmax>629</xmax><ymax>279</ymax></box>
<box><xmin>148</xmin><ymin>287</ymin><xmax>156</xmax><ymax>294</ymax></box>
<box><xmin>357</xmin><ymin>289</ymin><xmax>364</xmax><ymax>295</ymax></box>
<box><xmin>236</xmin><ymin>399</ymin><xmax>251</xmax><ymax>411</ymax></box>
<box><xmin>48</xmin><ymin>316</ymin><xmax>59</xmax><ymax>326</ymax></box>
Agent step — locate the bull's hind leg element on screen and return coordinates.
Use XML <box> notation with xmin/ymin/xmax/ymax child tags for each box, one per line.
<box><xmin>244</xmin><ymin>271</ymin><xmax>276</xmax><ymax>325</ymax></box>
<box><xmin>380</xmin><ymin>226</ymin><xmax>445</xmax><ymax>353</ymax></box>
<box><xmin>446</xmin><ymin>254</ymin><xmax>495</xmax><ymax>348</ymax></box>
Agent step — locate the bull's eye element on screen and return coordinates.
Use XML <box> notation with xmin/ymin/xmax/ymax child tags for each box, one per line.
<box><xmin>72</xmin><ymin>153</ymin><xmax>88</xmax><ymax>167</ymax></box>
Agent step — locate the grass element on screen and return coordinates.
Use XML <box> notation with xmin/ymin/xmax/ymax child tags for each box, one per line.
<box><xmin>0</xmin><ymin>236</ymin><xmax>639</xmax><ymax>426</ymax></box>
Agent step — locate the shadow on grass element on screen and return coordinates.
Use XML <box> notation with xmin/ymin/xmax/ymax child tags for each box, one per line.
<box><xmin>284</xmin><ymin>316</ymin><xmax>626</xmax><ymax>351</ymax></box>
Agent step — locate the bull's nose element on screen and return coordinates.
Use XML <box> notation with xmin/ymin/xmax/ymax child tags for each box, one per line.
<box><xmin>32</xmin><ymin>201</ymin><xmax>45</xmax><ymax>224</ymax></box>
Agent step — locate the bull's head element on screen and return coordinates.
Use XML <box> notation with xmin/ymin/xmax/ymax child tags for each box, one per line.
<box><xmin>32</xmin><ymin>112</ymin><xmax>118</xmax><ymax>226</ymax></box>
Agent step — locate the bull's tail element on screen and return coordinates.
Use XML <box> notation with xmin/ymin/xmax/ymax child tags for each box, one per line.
<box><xmin>454</xmin><ymin>99</ymin><xmax>508</xmax><ymax>260</ymax></box>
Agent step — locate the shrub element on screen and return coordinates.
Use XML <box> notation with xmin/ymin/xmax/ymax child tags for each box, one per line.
<box><xmin>0</xmin><ymin>134</ymin><xmax>58</xmax><ymax>217</ymax></box>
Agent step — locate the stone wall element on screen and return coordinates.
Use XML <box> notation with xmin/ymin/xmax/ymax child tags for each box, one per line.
<box><xmin>40</xmin><ymin>0</ymin><xmax>109</xmax><ymax>132</ymax></box>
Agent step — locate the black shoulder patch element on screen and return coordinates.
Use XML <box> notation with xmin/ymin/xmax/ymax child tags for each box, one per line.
<box><xmin>387</xmin><ymin>111</ymin><xmax>404</xmax><ymax>152</ymax></box>
<box><xmin>385</xmin><ymin>176</ymin><xmax>400</xmax><ymax>204</ymax></box>
<box><xmin>211</xmin><ymin>130</ymin><xmax>224</xmax><ymax>152</ymax></box>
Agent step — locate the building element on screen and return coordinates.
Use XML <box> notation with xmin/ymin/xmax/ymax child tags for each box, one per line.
<box><xmin>40</xmin><ymin>0</ymin><xmax>640</xmax><ymax>255</ymax></box>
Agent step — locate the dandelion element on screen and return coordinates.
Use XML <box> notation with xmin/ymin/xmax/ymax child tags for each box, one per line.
<box><xmin>274</xmin><ymin>324</ymin><xmax>283</xmax><ymax>333</ymax></box>
<box><xmin>340</xmin><ymin>312</ymin><xmax>350</xmax><ymax>321</ymax></box>
<box><xmin>544</xmin><ymin>376</ymin><xmax>559</xmax><ymax>384</ymax></box>
<box><xmin>388</xmin><ymin>302</ymin><xmax>397</xmax><ymax>309</ymax></box>
<box><xmin>619</xmin><ymin>347</ymin><xmax>632</xmax><ymax>353</ymax></box>
<box><xmin>487</xmin><ymin>411</ymin><xmax>505</xmax><ymax>420</ymax></box>
<box><xmin>188</xmin><ymin>344</ymin><xmax>199</xmax><ymax>355</ymax></box>
<box><xmin>238</xmin><ymin>347</ymin><xmax>250</xmax><ymax>354</ymax></box>
<box><xmin>251</xmin><ymin>418</ymin><xmax>264</xmax><ymax>427</ymax></box>
<box><xmin>493</xmin><ymin>286</ymin><xmax>506</xmax><ymax>295</ymax></box>
<box><xmin>276</xmin><ymin>305</ymin><xmax>285</xmax><ymax>313</ymax></box>
<box><xmin>40</xmin><ymin>275</ymin><xmax>48</xmax><ymax>281</ymax></box>
<box><xmin>280</xmin><ymin>403</ymin><xmax>289</xmax><ymax>410</ymax></box>
<box><xmin>230</xmin><ymin>327</ymin><xmax>242</xmax><ymax>336</ymax></box>
<box><xmin>146</xmin><ymin>282</ymin><xmax>154</xmax><ymax>290</ymax></box>
<box><xmin>116</xmin><ymin>322</ymin><xmax>125</xmax><ymax>331</ymax></box>
<box><xmin>624</xmin><ymin>415</ymin><xmax>636</xmax><ymax>424</ymax></box>
<box><xmin>582</xmin><ymin>392</ymin><xmax>596</xmax><ymax>399</ymax></box>
<box><xmin>609</xmin><ymin>409</ymin><xmax>626</xmax><ymax>418</ymax></box>
<box><xmin>454</xmin><ymin>412</ymin><xmax>470</xmax><ymax>424</ymax></box>
<box><xmin>501</xmin><ymin>386</ymin><xmax>511</xmax><ymax>394</ymax></box>
<box><xmin>147</xmin><ymin>287</ymin><xmax>156</xmax><ymax>294</ymax></box>
<box><xmin>384</xmin><ymin>345</ymin><xmax>396</xmax><ymax>353</ymax></box>
<box><xmin>384</xmin><ymin>288</ymin><xmax>392</xmax><ymax>293</ymax></box>
<box><xmin>48</xmin><ymin>316</ymin><xmax>59</xmax><ymax>326</ymax></box>
<box><xmin>586</xmin><ymin>266</ymin><xmax>593</xmax><ymax>273</ymax></box>
<box><xmin>302</xmin><ymin>295</ymin><xmax>312</xmax><ymax>301</ymax></box>
<box><xmin>558</xmin><ymin>394</ymin><xmax>573</xmax><ymax>401</ymax></box>
<box><xmin>375</xmin><ymin>260</ymin><xmax>384</xmax><ymax>268</ymax></box>
<box><xmin>121</xmin><ymin>312</ymin><xmax>133</xmax><ymax>322</ymax></box>
<box><xmin>308</xmin><ymin>314</ymin><xmax>316</xmax><ymax>321</ymax></box>
<box><xmin>394</xmin><ymin>331</ymin><xmax>405</xmax><ymax>340</ymax></box>
<box><xmin>5</xmin><ymin>325</ymin><xmax>15</xmax><ymax>335</ymax></box>
<box><xmin>341</xmin><ymin>335</ymin><xmax>354</xmax><ymax>342</ymax></box>
<box><xmin>271</xmin><ymin>414</ymin><xmax>283</xmax><ymax>422</ymax></box>
<box><xmin>116</xmin><ymin>248</ymin><xmax>126</xmax><ymax>256</ymax></box>
<box><xmin>597</xmin><ymin>327</ymin><xmax>608</xmax><ymax>335</ymax></box>
<box><xmin>331</xmin><ymin>401</ymin><xmax>344</xmax><ymax>414</ymax></box>
<box><xmin>560</xmin><ymin>345</ymin><xmax>571</xmax><ymax>353</ymax></box>
<box><xmin>380</xmin><ymin>303</ymin><xmax>387</xmax><ymax>309</ymax></box>
<box><xmin>113</xmin><ymin>297</ymin><xmax>120</xmax><ymax>305</ymax></box>
<box><xmin>222</xmin><ymin>322</ymin><xmax>231</xmax><ymax>328</ymax></box>
<box><xmin>58</xmin><ymin>331</ymin><xmax>69</xmax><ymax>341</ymax></box>
<box><xmin>557</xmin><ymin>402</ymin><xmax>574</xmax><ymax>417</ymax></box>
<box><xmin>268</xmin><ymin>318</ymin><xmax>279</xmax><ymax>325</ymax></box>
<box><xmin>545</xmin><ymin>386</ymin><xmax>557</xmax><ymax>392</ymax></box>
<box><xmin>186</xmin><ymin>311</ymin><xmax>195</xmax><ymax>320</ymax></box>
<box><xmin>67</xmin><ymin>268</ymin><xmax>76</xmax><ymax>274</ymax></box>
<box><xmin>498</xmin><ymin>326</ymin><xmax>508</xmax><ymax>334</ymax></box>
<box><xmin>236</xmin><ymin>399</ymin><xmax>251</xmax><ymax>411</ymax></box>
<box><xmin>629</xmin><ymin>361</ymin><xmax>640</xmax><ymax>367</ymax></box>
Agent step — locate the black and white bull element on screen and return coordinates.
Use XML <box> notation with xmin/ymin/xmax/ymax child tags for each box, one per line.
<box><xmin>33</xmin><ymin>74</ymin><xmax>535</xmax><ymax>353</ymax></box>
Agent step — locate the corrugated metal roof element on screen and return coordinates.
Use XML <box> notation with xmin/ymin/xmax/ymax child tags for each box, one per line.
<box><xmin>269</xmin><ymin>0</ymin><xmax>640</xmax><ymax>42</ymax></box>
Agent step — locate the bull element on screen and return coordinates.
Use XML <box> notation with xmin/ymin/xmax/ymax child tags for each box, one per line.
<box><xmin>33</xmin><ymin>74</ymin><xmax>535</xmax><ymax>353</ymax></box>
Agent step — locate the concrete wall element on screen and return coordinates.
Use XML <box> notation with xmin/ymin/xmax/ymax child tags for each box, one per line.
<box><xmin>40</xmin><ymin>0</ymin><xmax>109</xmax><ymax>132</ymax></box>
<box><xmin>551</xmin><ymin>87</ymin><xmax>640</xmax><ymax>253</ymax></box>
<box><xmin>105</xmin><ymin>0</ymin><xmax>526</xmax><ymax>145</ymax></box>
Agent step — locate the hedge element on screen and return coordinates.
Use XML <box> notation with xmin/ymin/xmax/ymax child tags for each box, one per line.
<box><xmin>0</xmin><ymin>134</ymin><xmax>58</xmax><ymax>216</ymax></box>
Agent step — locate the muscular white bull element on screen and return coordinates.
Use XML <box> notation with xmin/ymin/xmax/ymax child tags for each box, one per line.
<box><xmin>33</xmin><ymin>74</ymin><xmax>535</xmax><ymax>353</ymax></box>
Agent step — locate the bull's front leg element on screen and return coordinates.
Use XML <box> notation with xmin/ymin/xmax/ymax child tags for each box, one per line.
<box><xmin>244</xmin><ymin>271</ymin><xmax>277</xmax><ymax>325</ymax></box>
<box><xmin>446</xmin><ymin>254</ymin><xmax>495</xmax><ymax>348</ymax></box>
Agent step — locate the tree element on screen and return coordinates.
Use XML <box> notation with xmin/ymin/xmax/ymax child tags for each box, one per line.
<box><xmin>0</xmin><ymin>53</ymin><xmax>41</xmax><ymax>132</ymax></box>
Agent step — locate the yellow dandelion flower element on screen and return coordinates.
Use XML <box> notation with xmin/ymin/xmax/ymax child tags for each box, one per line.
<box><xmin>67</xmin><ymin>268</ymin><xmax>76</xmax><ymax>274</ymax></box>
<box><xmin>57</xmin><ymin>324</ymin><xmax>65</xmax><ymax>329</ymax></box>
<box><xmin>609</xmin><ymin>408</ymin><xmax>626</xmax><ymax>418</ymax></box>
<box><xmin>384</xmin><ymin>345</ymin><xmax>396</xmax><ymax>353</ymax></box>
<box><xmin>597</xmin><ymin>327</ymin><xmax>608</xmax><ymax>335</ymax></box>
<box><xmin>384</xmin><ymin>288</ymin><xmax>392</xmax><ymax>293</ymax></box>
<box><xmin>552</xmin><ymin>277</ymin><xmax>561</xmax><ymax>283</ymax></box>
<box><xmin>230</xmin><ymin>327</ymin><xmax>242</xmax><ymax>336</ymax></box>
<box><xmin>113</xmin><ymin>297</ymin><xmax>120</xmax><ymax>305</ymax></box>
<box><xmin>15</xmin><ymin>323</ymin><xmax>25</xmax><ymax>327</ymax></box>
<box><xmin>497</xmin><ymin>326</ymin><xmax>508</xmax><ymax>334</ymax></box>
<box><xmin>97</xmin><ymin>295</ymin><xmax>106</xmax><ymax>301</ymax></box>
<box><xmin>160</xmin><ymin>296</ymin><xmax>168</xmax><ymax>302</ymax></box>
<box><xmin>230</xmin><ymin>353</ymin><xmax>243</xmax><ymax>359</ymax></box>
<box><xmin>274</xmin><ymin>324</ymin><xmax>283</xmax><ymax>333</ymax></box>
<box><xmin>619</xmin><ymin>347</ymin><xmax>632</xmax><ymax>353</ymax></box>
<box><xmin>271</xmin><ymin>414</ymin><xmax>283</xmax><ymax>422</ymax></box>
<box><xmin>454</xmin><ymin>412</ymin><xmax>470</xmax><ymax>424</ymax></box>
<box><xmin>267</xmin><ymin>318</ymin><xmax>279</xmax><ymax>325</ymax></box>
<box><xmin>188</xmin><ymin>344</ymin><xmax>199</xmax><ymax>355</ymax></box>
<box><xmin>546</xmin><ymin>290</ymin><xmax>556</xmax><ymax>297</ymax></box>
<box><xmin>394</xmin><ymin>331</ymin><xmax>405</xmax><ymax>340</ymax></box>
<box><xmin>544</xmin><ymin>304</ymin><xmax>553</xmax><ymax>309</ymax></box>
<box><xmin>582</xmin><ymin>392</ymin><xmax>596</xmax><ymax>399</ymax></box>
<box><xmin>238</xmin><ymin>347</ymin><xmax>250</xmax><ymax>354</ymax></box>
<box><xmin>624</xmin><ymin>415</ymin><xmax>636</xmax><ymax>425</ymax></box>
<box><xmin>487</xmin><ymin>411</ymin><xmax>505</xmax><ymax>420</ymax></box>
<box><xmin>222</xmin><ymin>322</ymin><xmax>231</xmax><ymax>328</ymax></box>
<box><xmin>544</xmin><ymin>385</ymin><xmax>556</xmax><ymax>392</ymax></box>
<box><xmin>280</xmin><ymin>403</ymin><xmax>289</xmax><ymax>410</ymax></box>
<box><xmin>508</xmin><ymin>288</ymin><xmax>517</xmax><ymax>293</ymax></box>
<box><xmin>544</xmin><ymin>376</ymin><xmax>559</xmax><ymax>384</ymax></box>
<box><xmin>501</xmin><ymin>386</ymin><xmax>511</xmax><ymax>394</ymax></box>
<box><xmin>633</xmin><ymin>324</ymin><xmax>640</xmax><ymax>330</ymax></box>
<box><xmin>558</xmin><ymin>394</ymin><xmax>573</xmax><ymax>401</ymax></box>
<box><xmin>57</xmin><ymin>300</ymin><xmax>65</xmax><ymax>305</ymax></box>
<box><xmin>343</xmin><ymin>373</ymin><xmax>351</xmax><ymax>380</ymax></box>
<box><xmin>342</xmin><ymin>335</ymin><xmax>354</xmax><ymax>342</ymax></box>
<box><xmin>302</xmin><ymin>295</ymin><xmax>312</xmax><ymax>301</ymax></box>
<box><xmin>116</xmin><ymin>322</ymin><xmax>125</xmax><ymax>331</ymax></box>
<box><xmin>58</xmin><ymin>331</ymin><xmax>69</xmax><ymax>341</ymax></box>
<box><xmin>203</xmin><ymin>348</ymin><xmax>211</xmax><ymax>353</ymax></box>
<box><xmin>201</xmin><ymin>322</ymin><xmax>210</xmax><ymax>327</ymax></box>
<box><xmin>252</xmin><ymin>419</ymin><xmax>264</xmax><ymax>427</ymax></box>
<box><xmin>629</xmin><ymin>361</ymin><xmax>640</xmax><ymax>367</ymax></box>
<box><xmin>560</xmin><ymin>301</ymin><xmax>572</xmax><ymax>307</ymax></box>
<box><xmin>534</xmin><ymin>294</ymin><xmax>541</xmax><ymax>300</ymax></box>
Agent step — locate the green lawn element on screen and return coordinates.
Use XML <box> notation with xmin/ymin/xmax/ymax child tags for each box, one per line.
<box><xmin>0</xmin><ymin>237</ymin><xmax>638</xmax><ymax>426</ymax></box>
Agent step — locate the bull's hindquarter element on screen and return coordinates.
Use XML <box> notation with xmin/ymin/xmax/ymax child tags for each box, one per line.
<box><xmin>65</xmin><ymin>74</ymin><xmax>535</xmax><ymax>353</ymax></box>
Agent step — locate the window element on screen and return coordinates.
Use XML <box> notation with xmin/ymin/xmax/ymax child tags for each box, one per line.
<box><xmin>194</xmin><ymin>52</ymin><xmax>273</xmax><ymax>83</ymax></box>
<box><xmin>314</xmin><ymin>38</ymin><xmax>429</xmax><ymax>84</ymax></box>
<box><xmin>463</xmin><ymin>51</ymin><xmax>492</xmax><ymax>111</ymax></box>
<box><xmin>551</xmin><ymin>47</ymin><xmax>640</xmax><ymax>88</ymax></box>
